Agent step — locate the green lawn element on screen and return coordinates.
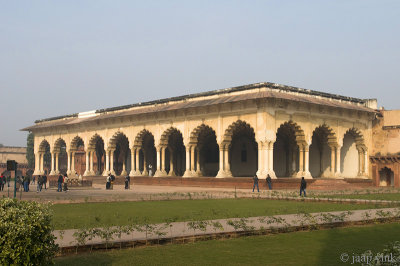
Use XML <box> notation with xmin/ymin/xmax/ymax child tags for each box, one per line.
<box><xmin>55</xmin><ymin>222</ymin><xmax>400</xmax><ymax>266</ymax></box>
<box><xmin>318</xmin><ymin>193</ymin><xmax>400</xmax><ymax>201</ymax></box>
<box><xmin>52</xmin><ymin>198</ymin><xmax>386</xmax><ymax>230</ymax></box>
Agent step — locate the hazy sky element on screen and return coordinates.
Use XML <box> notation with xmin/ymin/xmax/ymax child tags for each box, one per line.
<box><xmin>1</xmin><ymin>1</ymin><xmax>399</xmax><ymax>146</ymax></box>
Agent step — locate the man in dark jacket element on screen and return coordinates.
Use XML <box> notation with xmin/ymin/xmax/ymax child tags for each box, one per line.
<box><xmin>37</xmin><ymin>175</ymin><xmax>42</xmax><ymax>193</ymax></box>
<box><xmin>252</xmin><ymin>174</ymin><xmax>259</xmax><ymax>192</ymax></box>
<box><xmin>266</xmin><ymin>175</ymin><xmax>272</xmax><ymax>190</ymax></box>
<box><xmin>43</xmin><ymin>175</ymin><xmax>47</xmax><ymax>190</ymax></box>
<box><xmin>57</xmin><ymin>174</ymin><xmax>63</xmax><ymax>192</ymax></box>
<box><xmin>300</xmin><ymin>177</ymin><xmax>307</xmax><ymax>197</ymax></box>
<box><xmin>0</xmin><ymin>174</ymin><xmax>5</xmax><ymax>191</ymax></box>
<box><xmin>124</xmin><ymin>175</ymin><xmax>130</xmax><ymax>190</ymax></box>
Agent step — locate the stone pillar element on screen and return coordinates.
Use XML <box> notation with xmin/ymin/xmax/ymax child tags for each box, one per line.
<box><xmin>129</xmin><ymin>149</ymin><xmax>136</xmax><ymax>177</ymax></box>
<box><xmin>50</xmin><ymin>152</ymin><xmax>55</xmax><ymax>175</ymax></box>
<box><xmin>168</xmin><ymin>148</ymin><xmax>176</xmax><ymax>176</ymax></box>
<box><xmin>357</xmin><ymin>149</ymin><xmax>363</xmax><ymax>176</ymax></box>
<box><xmin>121</xmin><ymin>152</ymin><xmax>128</xmax><ymax>176</ymax></box>
<box><xmin>33</xmin><ymin>152</ymin><xmax>40</xmax><ymax>175</ymax></box>
<box><xmin>196</xmin><ymin>147</ymin><xmax>202</xmax><ymax>176</ymax></box>
<box><xmin>223</xmin><ymin>145</ymin><xmax>232</xmax><ymax>177</ymax></box>
<box><xmin>335</xmin><ymin>146</ymin><xmax>341</xmax><ymax>177</ymax></box>
<box><xmin>303</xmin><ymin>144</ymin><xmax>312</xmax><ymax>179</ymax></box>
<box><xmin>110</xmin><ymin>150</ymin><xmax>116</xmax><ymax>175</ymax></box>
<box><xmin>267</xmin><ymin>142</ymin><xmax>276</xmax><ymax>178</ymax></box>
<box><xmin>183</xmin><ymin>146</ymin><xmax>192</xmax><ymax>177</ymax></box>
<box><xmin>216</xmin><ymin>144</ymin><xmax>225</xmax><ymax>178</ymax></box>
<box><xmin>67</xmin><ymin>151</ymin><xmax>71</xmax><ymax>175</ymax></box>
<box><xmin>364</xmin><ymin>150</ymin><xmax>369</xmax><ymax>176</ymax></box>
<box><xmin>190</xmin><ymin>145</ymin><xmax>196</xmax><ymax>175</ymax></box>
<box><xmin>84</xmin><ymin>151</ymin><xmax>90</xmax><ymax>176</ymax></box>
<box><xmin>142</xmin><ymin>150</ymin><xmax>148</xmax><ymax>176</ymax></box>
<box><xmin>71</xmin><ymin>152</ymin><xmax>76</xmax><ymax>177</ymax></box>
<box><xmin>296</xmin><ymin>145</ymin><xmax>304</xmax><ymax>178</ymax></box>
<box><xmin>154</xmin><ymin>146</ymin><xmax>167</xmax><ymax>177</ymax></box>
<box><xmin>89</xmin><ymin>150</ymin><xmax>94</xmax><ymax>175</ymax></box>
<box><xmin>256</xmin><ymin>142</ymin><xmax>264</xmax><ymax>178</ymax></box>
<box><xmin>330</xmin><ymin>146</ymin><xmax>335</xmax><ymax>177</ymax></box>
<box><xmin>55</xmin><ymin>153</ymin><xmax>60</xmax><ymax>174</ymax></box>
<box><xmin>103</xmin><ymin>150</ymin><xmax>110</xmax><ymax>176</ymax></box>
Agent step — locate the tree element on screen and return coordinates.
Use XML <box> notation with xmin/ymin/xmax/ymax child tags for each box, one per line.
<box><xmin>26</xmin><ymin>132</ymin><xmax>35</xmax><ymax>168</ymax></box>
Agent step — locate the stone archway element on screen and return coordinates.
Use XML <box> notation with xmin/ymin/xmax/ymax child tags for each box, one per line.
<box><xmin>379</xmin><ymin>167</ymin><xmax>394</xmax><ymax>186</ymax></box>
<box><xmin>37</xmin><ymin>140</ymin><xmax>51</xmax><ymax>175</ymax></box>
<box><xmin>341</xmin><ymin>128</ymin><xmax>366</xmax><ymax>177</ymax></box>
<box><xmin>52</xmin><ymin>138</ymin><xmax>68</xmax><ymax>175</ymax></box>
<box><xmin>88</xmin><ymin>134</ymin><xmax>105</xmax><ymax>175</ymax></box>
<box><xmin>70</xmin><ymin>136</ymin><xmax>85</xmax><ymax>176</ymax></box>
<box><xmin>109</xmin><ymin>132</ymin><xmax>130</xmax><ymax>176</ymax></box>
<box><xmin>273</xmin><ymin>121</ymin><xmax>306</xmax><ymax>177</ymax></box>
<box><xmin>309</xmin><ymin>124</ymin><xmax>337</xmax><ymax>178</ymax></box>
<box><xmin>223</xmin><ymin>120</ymin><xmax>258</xmax><ymax>177</ymax></box>
<box><xmin>190</xmin><ymin>124</ymin><xmax>219</xmax><ymax>177</ymax></box>
<box><xmin>158</xmin><ymin>127</ymin><xmax>186</xmax><ymax>177</ymax></box>
<box><xmin>133</xmin><ymin>130</ymin><xmax>156</xmax><ymax>176</ymax></box>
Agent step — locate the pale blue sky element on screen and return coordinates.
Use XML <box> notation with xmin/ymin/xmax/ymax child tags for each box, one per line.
<box><xmin>1</xmin><ymin>1</ymin><xmax>399</xmax><ymax>146</ymax></box>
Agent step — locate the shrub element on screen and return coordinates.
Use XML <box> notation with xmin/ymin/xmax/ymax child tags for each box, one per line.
<box><xmin>0</xmin><ymin>198</ymin><xmax>58</xmax><ymax>265</ymax></box>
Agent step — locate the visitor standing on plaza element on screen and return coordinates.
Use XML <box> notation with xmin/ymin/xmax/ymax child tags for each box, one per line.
<box><xmin>0</xmin><ymin>174</ymin><xmax>5</xmax><ymax>191</ymax></box>
<box><xmin>148</xmin><ymin>164</ymin><xmax>153</xmax><ymax>176</ymax></box>
<box><xmin>252</xmin><ymin>174</ymin><xmax>259</xmax><ymax>192</ymax></box>
<box><xmin>23</xmin><ymin>175</ymin><xmax>29</xmax><ymax>192</ymax></box>
<box><xmin>300</xmin><ymin>177</ymin><xmax>307</xmax><ymax>197</ymax></box>
<box><xmin>124</xmin><ymin>175</ymin><xmax>130</xmax><ymax>189</ymax></box>
<box><xmin>37</xmin><ymin>175</ymin><xmax>42</xmax><ymax>193</ymax></box>
<box><xmin>43</xmin><ymin>174</ymin><xmax>47</xmax><ymax>190</ymax></box>
<box><xmin>63</xmin><ymin>174</ymin><xmax>69</xmax><ymax>192</ymax></box>
<box><xmin>32</xmin><ymin>175</ymin><xmax>35</xmax><ymax>185</ymax></box>
<box><xmin>266</xmin><ymin>175</ymin><xmax>272</xmax><ymax>190</ymax></box>
<box><xmin>106</xmin><ymin>174</ymin><xmax>111</xmax><ymax>189</ymax></box>
<box><xmin>57</xmin><ymin>174</ymin><xmax>63</xmax><ymax>192</ymax></box>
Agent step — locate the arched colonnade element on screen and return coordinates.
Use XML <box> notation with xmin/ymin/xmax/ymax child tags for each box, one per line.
<box><xmin>34</xmin><ymin>121</ymin><xmax>368</xmax><ymax>179</ymax></box>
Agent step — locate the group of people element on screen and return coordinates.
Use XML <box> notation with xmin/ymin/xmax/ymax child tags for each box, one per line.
<box><xmin>35</xmin><ymin>175</ymin><xmax>48</xmax><ymax>192</ymax></box>
<box><xmin>252</xmin><ymin>174</ymin><xmax>307</xmax><ymax>197</ymax></box>
<box><xmin>105</xmin><ymin>174</ymin><xmax>131</xmax><ymax>190</ymax></box>
<box><xmin>0</xmin><ymin>174</ymin><xmax>9</xmax><ymax>191</ymax></box>
<box><xmin>57</xmin><ymin>174</ymin><xmax>69</xmax><ymax>192</ymax></box>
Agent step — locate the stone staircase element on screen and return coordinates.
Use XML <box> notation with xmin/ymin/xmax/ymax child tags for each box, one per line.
<box><xmin>309</xmin><ymin>178</ymin><xmax>369</xmax><ymax>190</ymax></box>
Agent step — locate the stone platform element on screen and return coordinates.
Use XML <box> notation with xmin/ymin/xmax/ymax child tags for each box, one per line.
<box><xmin>84</xmin><ymin>176</ymin><xmax>373</xmax><ymax>191</ymax></box>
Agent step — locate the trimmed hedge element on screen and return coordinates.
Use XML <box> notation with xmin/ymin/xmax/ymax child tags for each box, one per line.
<box><xmin>0</xmin><ymin>198</ymin><xmax>58</xmax><ymax>265</ymax></box>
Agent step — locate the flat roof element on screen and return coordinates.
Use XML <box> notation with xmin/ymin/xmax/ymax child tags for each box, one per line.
<box><xmin>22</xmin><ymin>82</ymin><xmax>375</xmax><ymax>131</ymax></box>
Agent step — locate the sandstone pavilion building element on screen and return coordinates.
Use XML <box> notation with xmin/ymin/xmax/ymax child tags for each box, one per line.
<box><xmin>23</xmin><ymin>82</ymin><xmax>378</xmax><ymax>189</ymax></box>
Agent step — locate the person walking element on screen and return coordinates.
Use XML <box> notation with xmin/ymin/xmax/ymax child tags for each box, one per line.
<box><xmin>266</xmin><ymin>175</ymin><xmax>272</xmax><ymax>190</ymax></box>
<box><xmin>27</xmin><ymin>175</ymin><xmax>31</xmax><ymax>192</ymax></box>
<box><xmin>110</xmin><ymin>174</ymin><xmax>115</xmax><ymax>190</ymax></box>
<box><xmin>252</xmin><ymin>174</ymin><xmax>259</xmax><ymax>192</ymax></box>
<box><xmin>32</xmin><ymin>175</ymin><xmax>36</xmax><ymax>185</ymax></box>
<box><xmin>124</xmin><ymin>175</ymin><xmax>130</xmax><ymax>190</ymax></box>
<box><xmin>0</xmin><ymin>174</ymin><xmax>5</xmax><ymax>191</ymax></box>
<box><xmin>300</xmin><ymin>177</ymin><xmax>307</xmax><ymax>197</ymax></box>
<box><xmin>63</xmin><ymin>174</ymin><xmax>69</xmax><ymax>192</ymax></box>
<box><xmin>57</xmin><ymin>174</ymin><xmax>63</xmax><ymax>192</ymax></box>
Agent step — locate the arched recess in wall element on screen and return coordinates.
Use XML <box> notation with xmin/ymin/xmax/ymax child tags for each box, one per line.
<box><xmin>160</xmin><ymin>127</ymin><xmax>186</xmax><ymax>176</ymax></box>
<box><xmin>70</xmin><ymin>136</ymin><xmax>85</xmax><ymax>176</ymax></box>
<box><xmin>88</xmin><ymin>134</ymin><xmax>105</xmax><ymax>175</ymax></box>
<box><xmin>109</xmin><ymin>132</ymin><xmax>130</xmax><ymax>176</ymax></box>
<box><xmin>53</xmin><ymin>138</ymin><xmax>68</xmax><ymax>175</ymax></box>
<box><xmin>341</xmin><ymin>128</ymin><xmax>365</xmax><ymax>177</ymax></box>
<box><xmin>273</xmin><ymin>121</ymin><xmax>305</xmax><ymax>177</ymax></box>
<box><xmin>223</xmin><ymin>120</ymin><xmax>258</xmax><ymax>177</ymax></box>
<box><xmin>309</xmin><ymin>125</ymin><xmax>337</xmax><ymax>178</ymax></box>
<box><xmin>190</xmin><ymin>124</ymin><xmax>219</xmax><ymax>177</ymax></box>
<box><xmin>378</xmin><ymin>167</ymin><xmax>394</xmax><ymax>187</ymax></box>
<box><xmin>39</xmin><ymin>139</ymin><xmax>51</xmax><ymax>174</ymax></box>
<box><xmin>134</xmin><ymin>130</ymin><xmax>156</xmax><ymax>176</ymax></box>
